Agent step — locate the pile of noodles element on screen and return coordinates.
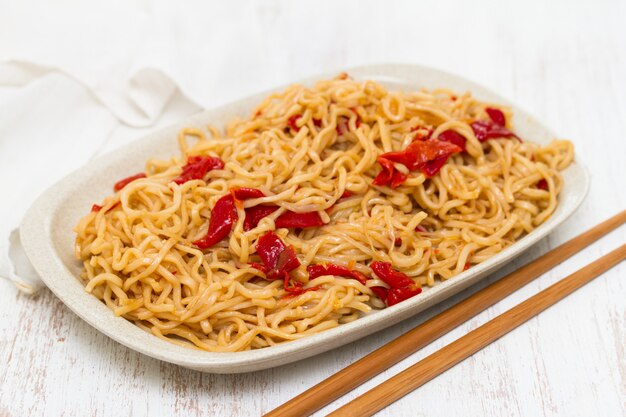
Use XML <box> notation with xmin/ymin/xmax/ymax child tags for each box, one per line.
<box><xmin>74</xmin><ymin>74</ymin><xmax>574</xmax><ymax>352</ymax></box>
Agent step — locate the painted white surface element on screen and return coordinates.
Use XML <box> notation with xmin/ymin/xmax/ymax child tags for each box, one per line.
<box><xmin>1</xmin><ymin>0</ymin><xmax>625</xmax><ymax>416</ymax></box>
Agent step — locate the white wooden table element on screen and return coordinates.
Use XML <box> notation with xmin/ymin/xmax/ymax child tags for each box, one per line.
<box><xmin>1</xmin><ymin>1</ymin><xmax>625</xmax><ymax>416</ymax></box>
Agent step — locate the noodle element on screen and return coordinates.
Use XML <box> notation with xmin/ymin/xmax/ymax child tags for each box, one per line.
<box><xmin>74</xmin><ymin>74</ymin><xmax>574</xmax><ymax>352</ymax></box>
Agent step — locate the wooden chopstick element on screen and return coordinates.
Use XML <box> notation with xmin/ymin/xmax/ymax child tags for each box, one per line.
<box><xmin>264</xmin><ymin>210</ymin><xmax>626</xmax><ymax>417</ymax></box>
<box><xmin>329</xmin><ymin>243</ymin><xmax>626</xmax><ymax>416</ymax></box>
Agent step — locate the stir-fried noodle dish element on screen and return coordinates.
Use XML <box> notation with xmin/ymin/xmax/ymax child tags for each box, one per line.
<box><xmin>74</xmin><ymin>73</ymin><xmax>574</xmax><ymax>352</ymax></box>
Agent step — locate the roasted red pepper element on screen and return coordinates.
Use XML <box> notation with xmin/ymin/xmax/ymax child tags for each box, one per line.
<box><xmin>287</xmin><ymin>115</ymin><xmax>302</xmax><ymax>131</ymax></box>
<box><xmin>372</xmin><ymin>157</ymin><xmax>408</xmax><ymax>188</ymax></box>
<box><xmin>420</xmin><ymin>156</ymin><xmax>450</xmax><ymax>177</ymax></box>
<box><xmin>307</xmin><ymin>263</ymin><xmax>368</xmax><ymax>285</ymax></box>
<box><xmin>370</xmin><ymin>261</ymin><xmax>422</xmax><ymax>306</ymax></box>
<box><xmin>485</xmin><ymin>107</ymin><xmax>506</xmax><ymax>127</ymax></box>
<box><xmin>243</xmin><ymin>205</ymin><xmax>279</xmax><ymax>231</ymax></box>
<box><xmin>386</xmin><ymin>139</ymin><xmax>461</xmax><ymax>171</ymax></box>
<box><xmin>252</xmin><ymin>231</ymin><xmax>301</xmax><ymax>280</ymax></box>
<box><xmin>386</xmin><ymin>286</ymin><xmax>422</xmax><ymax>306</ymax></box>
<box><xmin>371</xmin><ymin>261</ymin><xmax>413</xmax><ymax>288</ymax></box>
<box><xmin>193</xmin><ymin>186</ymin><xmax>325</xmax><ymax>247</ymax></box>
<box><xmin>370</xmin><ymin>286</ymin><xmax>390</xmax><ymax>303</ymax></box>
<box><xmin>537</xmin><ymin>179</ymin><xmax>548</xmax><ymax>190</ymax></box>
<box><xmin>438</xmin><ymin>130</ymin><xmax>467</xmax><ymax>152</ymax></box>
<box><xmin>251</xmin><ymin>231</ymin><xmax>310</xmax><ymax>295</ymax></box>
<box><xmin>91</xmin><ymin>202</ymin><xmax>120</xmax><ymax>213</ymax></box>
<box><xmin>373</xmin><ymin>139</ymin><xmax>461</xmax><ymax>188</ymax></box>
<box><xmin>113</xmin><ymin>173</ymin><xmax>146</xmax><ymax>191</ymax></box>
<box><xmin>244</xmin><ymin>207</ymin><xmax>324</xmax><ymax>230</ymax></box>
<box><xmin>193</xmin><ymin>194</ymin><xmax>237</xmax><ymax>249</ymax></box>
<box><xmin>173</xmin><ymin>155</ymin><xmax>224</xmax><ymax>185</ymax></box>
<box><xmin>471</xmin><ymin>120</ymin><xmax>519</xmax><ymax>142</ymax></box>
<box><xmin>411</xmin><ymin>126</ymin><xmax>433</xmax><ymax>141</ymax></box>
<box><xmin>275</xmin><ymin>211</ymin><xmax>324</xmax><ymax>229</ymax></box>
<box><xmin>242</xmin><ymin>205</ymin><xmax>325</xmax><ymax>231</ymax></box>
<box><xmin>235</xmin><ymin>188</ymin><xmax>324</xmax><ymax>231</ymax></box>
<box><xmin>232</xmin><ymin>187</ymin><xmax>265</xmax><ymax>200</ymax></box>
<box><xmin>471</xmin><ymin>107</ymin><xmax>520</xmax><ymax>142</ymax></box>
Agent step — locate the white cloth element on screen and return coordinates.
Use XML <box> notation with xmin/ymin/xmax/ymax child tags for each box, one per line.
<box><xmin>0</xmin><ymin>73</ymin><xmax>119</xmax><ymax>293</ymax></box>
<box><xmin>0</xmin><ymin>0</ymin><xmax>211</xmax><ymax>293</ymax></box>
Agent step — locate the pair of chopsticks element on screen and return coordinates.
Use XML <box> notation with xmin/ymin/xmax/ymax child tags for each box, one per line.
<box><xmin>265</xmin><ymin>210</ymin><xmax>626</xmax><ymax>417</ymax></box>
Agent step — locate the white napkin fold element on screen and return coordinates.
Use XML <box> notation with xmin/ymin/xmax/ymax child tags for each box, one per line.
<box><xmin>1</xmin><ymin>0</ymin><xmax>302</xmax><ymax>292</ymax></box>
<box><xmin>0</xmin><ymin>0</ymin><xmax>186</xmax><ymax>127</ymax></box>
<box><xmin>0</xmin><ymin>72</ymin><xmax>119</xmax><ymax>293</ymax></box>
<box><xmin>0</xmin><ymin>0</ymin><xmax>218</xmax><ymax>292</ymax></box>
<box><xmin>0</xmin><ymin>69</ymin><xmax>201</xmax><ymax>294</ymax></box>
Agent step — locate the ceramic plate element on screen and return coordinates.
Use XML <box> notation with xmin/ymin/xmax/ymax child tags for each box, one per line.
<box><xmin>20</xmin><ymin>64</ymin><xmax>589</xmax><ymax>373</ymax></box>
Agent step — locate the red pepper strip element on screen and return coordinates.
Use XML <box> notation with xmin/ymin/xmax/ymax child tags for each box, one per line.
<box><xmin>471</xmin><ymin>108</ymin><xmax>519</xmax><ymax>143</ymax></box>
<box><xmin>373</xmin><ymin>139</ymin><xmax>461</xmax><ymax>188</ymax></box>
<box><xmin>307</xmin><ymin>264</ymin><xmax>368</xmax><ymax>285</ymax></box>
<box><xmin>193</xmin><ymin>194</ymin><xmax>237</xmax><ymax>249</ymax></box>
<box><xmin>281</xmin><ymin>281</ymin><xmax>319</xmax><ymax>297</ymax></box>
<box><xmin>485</xmin><ymin>107</ymin><xmax>506</xmax><ymax>127</ymax></box>
<box><xmin>275</xmin><ymin>211</ymin><xmax>324</xmax><ymax>229</ymax></box>
<box><xmin>251</xmin><ymin>231</ymin><xmax>309</xmax><ymax>295</ymax></box>
<box><xmin>370</xmin><ymin>261</ymin><xmax>413</xmax><ymax>288</ymax></box>
<box><xmin>438</xmin><ymin>130</ymin><xmax>467</xmax><ymax>152</ymax></box>
<box><xmin>370</xmin><ymin>286</ymin><xmax>389</xmax><ymax>303</ymax></box>
<box><xmin>287</xmin><ymin>115</ymin><xmax>302</xmax><ymax>131</ymax></box>
<box><xmin>421</xmin><ymin>156</ymin><xmax>450</xmax><ymax>177</ymax></box>
<box><xmin>415</xmin><ymin>225</ymin><xmax>427</xmax><ymax>233</ymax></box>
<box><xmin>537</xmin><ymin>179</ymin><xmax>548</xmax><ymax>190</ymax></box>
<box><xmin>253</xmin><ymin>231</ymin><xmax>301</xmax><ymax>280</ymax></box>
<box><xmin>113</xmin><ymin>173</ymin><xmax>146</xmax><ymax>191</ymax></box>
<box><xmin>340</xmin><ymin>190</ymin><xmax>353</xmax><ymax>198</ymax></box>
<box><xmin>232</xmin><ymin>187</ymin><xmax>265</xmax><ymax>200</ymax></box>
<box><xmin>470</xmin><ymin>120</ymin><xmax>520</xmax><ymax>142</ymax></box>
<box><xmin>173</xmin><ymin>156</ymin><xmax>224</xmax><ymax>185</ymax></box>
<box><xmin>243</xmin><ymin>205</ymin><xmax>324</xmax><ymax>231</ymax></box>
<box><xmin>370</xmin><ymin>261</ymin><xmax>422</xmax><ymax>306</ymax></box>
<box><xmin>231</xmin><ymin>187</ymin><xmax>325</xmax><ymax>230</ymax></box>
<box><xmin>372</xmin><ymin>157</ymin><xmax>408</xmax><ymax>188</ymax></box>
<box><xmin>386</xmin><ymin>286</ymin><xmax>422</xmax><ymax>306</ymax></box>
<box><xmin>385</xmin><ymin>139</ymin><xmax>461</xmax><ymax>171</ymax></box>
<box><xmin>464</xmin><ymin>262</ymin><xmax>471</xmax><ymax>271</ymax></box>
<box><xmin>313</xmin><ymin>119</ymin><xmax>323</xmax><ymax>127</ymax></box>
<box><xmin>234</xmin><ymin>188</ymin><xmax>324</xmax><ymax>230</ymax></box>
<box><xmin>91</xmin><ymin>202</ymin><xmax>120</xmax><ymax>213</ymax></box>
<box><xmin>243</xmin><ymin>205</ymin><xmax>279</xmax><ymax>231</ymax></box>
<box><xmin>411</xmin><ymin>126</ymin><xmax>433</xmax><ymax>141</ymax></box>
<box><xmin>394</xmin><ymin>237</ymin><xmax>402</xmax><ymax>246</ymax></box>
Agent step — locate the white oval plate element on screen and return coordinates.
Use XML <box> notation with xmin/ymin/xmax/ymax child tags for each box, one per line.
<box><xmin>20</xmin><ymin>64</ymin><xmax>589</xmax><ymax>373</ymax></box>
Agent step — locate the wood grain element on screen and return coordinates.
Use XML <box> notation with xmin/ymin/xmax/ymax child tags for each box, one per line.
<box><xmin>329</xmin><ymin>244</ymin><xmax>626</xmax><ymax>416</ymax></box>
<box><xmin>265</xmin><ymin>211</ymin><xmax>626</xmax><ymax>417</ymax></box>
<box><xmin>1</xmin><ymin>1</ymin><xmax>626</xmax><ymax>416</ymax></box>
